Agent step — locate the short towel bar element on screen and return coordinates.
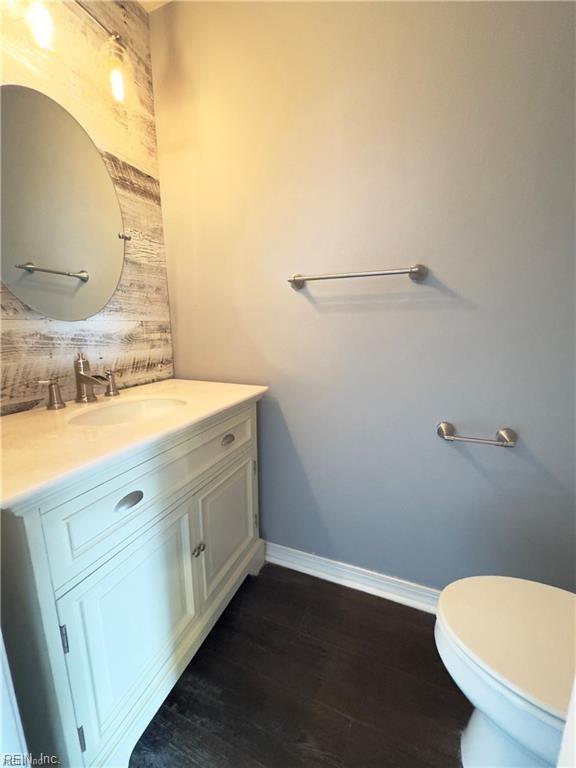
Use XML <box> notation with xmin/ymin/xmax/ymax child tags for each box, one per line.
<box><xmin>437</xmin><ymin>422</ymin><xmax>517</xmax><ymax>448</ymax></box>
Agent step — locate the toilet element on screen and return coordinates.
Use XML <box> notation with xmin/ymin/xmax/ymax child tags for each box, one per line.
<box><xmin>435</xmin><ymin>576</ymin><xmax>575</xmax><ymax>767</ymax></box>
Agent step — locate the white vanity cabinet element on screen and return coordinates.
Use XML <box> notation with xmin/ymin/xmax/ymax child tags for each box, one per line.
<box><xmin>1</xmin><ymin>393</ymin><xmax>265</xmax><ymax>768</ymax></box>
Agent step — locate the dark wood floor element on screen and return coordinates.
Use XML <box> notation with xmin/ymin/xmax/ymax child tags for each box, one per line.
<box><xmin>130</xmin><ymin>564</ymin><xmax>471</xmax><ymax>768</ymax></box>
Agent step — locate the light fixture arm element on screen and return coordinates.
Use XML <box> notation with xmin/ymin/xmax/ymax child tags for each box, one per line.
<box><xmin>73</xmin><ymin>1</ymin><xmax>124</xmax><ymax>45</ymax></box>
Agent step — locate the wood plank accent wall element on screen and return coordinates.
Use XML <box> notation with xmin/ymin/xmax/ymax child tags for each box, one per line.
<box><xmin>1</xmin><ymin>0</ymin><xmax>173</xmax><ymax>415</ymax></box>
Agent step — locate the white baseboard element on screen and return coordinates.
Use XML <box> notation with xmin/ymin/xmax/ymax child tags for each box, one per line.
<box><xmin>265</xmin><ymin>542</ymin><xmax>439</xmax><ymax>614</ymax></box>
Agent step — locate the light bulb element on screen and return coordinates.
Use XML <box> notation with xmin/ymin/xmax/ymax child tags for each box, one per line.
<box><xmin>25</xmin><ymin>1</ymin><xmax>54</xmax><ymax>50</ymax></box>
<box><xmin>110</xmin><ymin>68</ymin><xmax>125</xmax><ymax>104</ymax></box>
<box><xmin>106</xmin><ymin>35</ymin><xmax>126</xmax><ymax>104</ymax></box>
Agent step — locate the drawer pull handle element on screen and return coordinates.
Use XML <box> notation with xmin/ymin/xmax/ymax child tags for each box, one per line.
<box><xmin>114</xmin><ymin>490</ymin><xmax>144</xmax><ymax>514</ymax></box>
<box><xmin>221</xmin><ymin>433</ymin><xmax>236</xmax><ymax>447</ymax></box>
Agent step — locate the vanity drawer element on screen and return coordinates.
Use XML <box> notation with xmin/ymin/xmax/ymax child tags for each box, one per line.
<box><xmin>42</xmin><ymin>409</ymin><xmax>254</xmax><ymax>591</ymax></box>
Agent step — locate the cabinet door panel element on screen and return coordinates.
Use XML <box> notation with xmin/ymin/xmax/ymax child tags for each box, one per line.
<box><xmin>196</xmin><ymin>455</ymin><xmax>256</xmax><ymax>604</ymax></box>
<box><xmin>57</xmin><ymin>496</ymin><xmax>198</xmax><ymax>765</ymax></box>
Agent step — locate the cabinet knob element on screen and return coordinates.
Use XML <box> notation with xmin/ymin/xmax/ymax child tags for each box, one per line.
<box><xmin>221</xmin><ymin>433</ymin><xmax>236</xmax><ymax>447</ymax></box>
<box><xmin>193</xmin><ymin>542</ymin><xmax>206</xmax><ymax>558</ymax></box>
<box><xmin>199</xmin><ymin>542</ymin><xmax>206</xmax><ymax>553</ymax></box>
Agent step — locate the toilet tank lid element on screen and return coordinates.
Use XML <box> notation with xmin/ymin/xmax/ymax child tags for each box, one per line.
<box><xmin>437</xmin><ymin>576</ymin><xmax>576</xmax><ymax>719</ymax></box>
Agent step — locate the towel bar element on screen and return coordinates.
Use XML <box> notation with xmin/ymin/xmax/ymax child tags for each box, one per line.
<box><xmin>288</xmin><ymin>264</ymin><xmax>428</xmax><ymax>289</ymax></box>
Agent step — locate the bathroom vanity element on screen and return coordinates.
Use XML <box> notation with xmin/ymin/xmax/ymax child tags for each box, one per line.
<box><xmin>1</xmin><ymin>379</ymin><xmax>267</xmax><ymax>767</ymax></box>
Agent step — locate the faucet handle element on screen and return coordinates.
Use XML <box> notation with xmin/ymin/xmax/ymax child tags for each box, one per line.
<box><xmin>38</xmin><ymin>378</ymin><xmax>66</xmax><ymax>411</ymax></box>
<box><xmin>104</xmin><ymin>369</ymin><xmax>120</xmax><ymax>397</ymax></box>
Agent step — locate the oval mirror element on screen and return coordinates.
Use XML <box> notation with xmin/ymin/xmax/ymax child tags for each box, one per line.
<box><xmin>1</xmin><ymin>85</ymin><xmax>125</xmax><ymax>321</ymax></box>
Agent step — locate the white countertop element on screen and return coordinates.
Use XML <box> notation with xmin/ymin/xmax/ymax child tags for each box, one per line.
<box><xmin>1</xmin><ymin>378</ymin><xmax>268</xmax><ymax>508</ymax></box>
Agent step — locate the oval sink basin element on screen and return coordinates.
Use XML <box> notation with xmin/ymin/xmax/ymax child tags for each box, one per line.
<box><xmin>68</xmin><ymin>398</ymin><xmax>187</xmax><ymax>427</ymax></box>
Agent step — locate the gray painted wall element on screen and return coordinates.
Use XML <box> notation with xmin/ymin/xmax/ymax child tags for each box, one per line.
<box><xmin>150</xmin><ymin>2</ymin><xmax>575</xmax><ymax>591</ymax></box>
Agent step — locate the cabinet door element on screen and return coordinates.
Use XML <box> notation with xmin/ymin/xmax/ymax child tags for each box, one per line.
<box><xmin>56</xmin><ymin>495</ymin><xmax>199</xmax><ymax>766</ymax></box>
<box><xmin>195</xmin><ymin>454</ymin><xmax>257</xmax><ymax>606</ymax></box>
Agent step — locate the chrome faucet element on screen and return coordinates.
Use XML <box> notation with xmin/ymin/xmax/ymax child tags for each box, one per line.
<box><xmin>74</xmin><ymin>353</ymin><xmax>119</xmax><ymax>402</ymax></box>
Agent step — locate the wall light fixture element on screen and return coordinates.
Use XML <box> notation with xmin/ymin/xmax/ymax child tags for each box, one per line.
<box><xmin>74</xmin><ymin>0</ymin><xmax>129</xmax><ymax>104</ymax></box>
